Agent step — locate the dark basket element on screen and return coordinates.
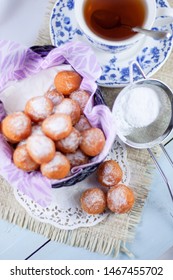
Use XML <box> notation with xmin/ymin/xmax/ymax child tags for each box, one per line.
<box><xmin>30</xmin><ymin>45</ymin><xmax>107</xmax><ymax>188</ymax></box>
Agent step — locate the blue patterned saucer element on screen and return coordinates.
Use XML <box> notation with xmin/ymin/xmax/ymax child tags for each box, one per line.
<box><xmin>50</xmin><ymin>0</ymin><xmax>173</xmax><ymax>88</ymax></box>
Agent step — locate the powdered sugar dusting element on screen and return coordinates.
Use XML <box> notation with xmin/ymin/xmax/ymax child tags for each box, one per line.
<box><xmin>74</xmin><ymin>115</ymin><xmax>91</xmax><ymax>132</ymax></box>
<box><xmin>101</xmin><ymin>163</ymin><xmax>114</xmax><ymax>185</ymax></box>
<box><xmin>82</xmin><ymin>128</ymin><xmax>104</xmax><ymax>146</ymax></box>
<box><xmin>43</xmin><ymin>152</ymin><xmax>68</xmax><ymax>172</ymax></box>
<box><xmin>54</xmin><ymin>99</ymin><xmax>73</xmax><ymax>115</ymax></box>
<box><xmin>9</xmin><ymin>113</ymin><xmax>30</xmax><ymax>135</ymax></box>
<box><xmin>108</xmin><ymin>187</ymin><xmax>127</xmax><ymax>208</ymax></box>
<box><xmin>45</xmin><ymin>88</ymin><xmax>64</xmax><ymax>105</ymax></box>
<box><xmin>17</xmin><ymin>145</ymin><xmax>28</xmax><ymax>160</ymax></box>
<box><xmin>44</xmin><ymin>115</ymin><xmax>70</xmax><ymax>134</ymax></box>
<box><xmin>13</xmin><ymin>144</ymin><xmax>39</xmax><ymax>171</ymax></box>
<box><xmin>26</xmin><ymin>96</ymin><xmax>53</xmax><ymax>120</ymax></box>
<box><xmin>18</xmin><ymin>139</ymin><xmax>27</xmax><ymax>146</ymax></box>
<box><xmin>54</xmin><ymin>98</ymin><xmax>80</xmax><ymax>125</ymax></box>
<box><xmin>31</xmin><ymin>125</ymin><xmax>45</xmax><ymax>136</ymax></box>
<box><xmin>66</xmin><ymin>149</ymin><xmax>89</xmax><ymax>167</ymax></box>
<box><xmin>27</xmin><ymin>135</ymin><xmax>54</xmax><ymax>158</ymax></box>
<box><xmin>82</xmin><ymin>189</ymin><xmax>105</xmax><ymax>211</ymax></box>
<box><xmin>70</xmin><ymin>90</ymin><xmax>90</xmax><ymax>112</ymax></box>
<box><xmin>56</xmin><ymin>128</ymin><xmax>81</xmax><ymax>152</ymax></box>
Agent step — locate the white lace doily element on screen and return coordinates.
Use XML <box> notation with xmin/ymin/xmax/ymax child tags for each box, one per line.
<box><xmin>14</xmin><ymin>137</ymin><xmax>130</xmax><ymax>230</ymax></box>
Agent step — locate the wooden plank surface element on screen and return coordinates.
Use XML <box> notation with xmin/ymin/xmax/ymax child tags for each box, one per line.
<box><xmin>0</xmin><ymin>220</ymin><xmax>48</xmax><ymax>260</ymax></box>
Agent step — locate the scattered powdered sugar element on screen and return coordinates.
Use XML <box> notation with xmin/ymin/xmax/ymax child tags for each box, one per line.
<box><xmin>28</xmin><ymin>97</ymin><xmax>52</xmax><ymax>119</ymax></box>
<box><xmin>43</xmin><ymin>152</ymin><xmax>67</xmax><ymax>172</ymax></box>
<box><xmin>17</xmin><ymin>146</ymin><xmax>28</xmax><ymax>160</ymax></box>
<box><xmin>54</xmin><ymin>98</ymin><xmax>80</xmax><ymax>125</ymax></box>
<box><xmin>54</xmin><ymin>99</ymin><xmax>73</xmax><ymax>115</ymax></box>
<box><xmin>108</xmin><ymin>187</ymin><xmax>127</xmax><ymax>208</ymax></box>
<box><xmin>10</xmin><ymin>113</ymin><xmax>30</xmax><ymax>135</ymax></box>
<box><xmin>31</xmin><ymin>125</ymin><xmax>45</xmax><ymax>136</ymax></box>
<box><xmin>83</xmin><ymin>189</ymin><xmax>105</xmax><ymax>209</ymax></box>
<box><xmin>27</xmin><ymin>135</ymin><xmax>54</xmax><ymax>158</ymax></box>
<box><xmin>18</xmin><ymin>139</ymin><xmax>27</xmax><ymax>146</ymax></box>
<box><xmin>82</xmin><ymin>129</ymin><xmax>104</xmax><ymax>146</ymax></box>
<box><xmin>45</xmin><ymin>115</ymin><xmax>70</xmax><ymax>134</ymax></box>
<box><xmin>74</xmin><ymin>115</ymin><xmax>91</xmax><ymax>132</ymax></box>
<box><xmin>45</xmin><ymin>89</ymin><xmax>64</xmax><ymax>105</ymax></box>
<box><xmin>14</xmin><ymin>145</ymin><xmax>39</xmax><ymax>170</ymax></box>
<box><xmin>101</xmin><ymin>164</ymin><xmax>115</xmax><ymax>185</ymax></box>
<box><xmin>57</xmin><ymin>128</ymin><xmax>81</xmax><ymax>151</ymax></box>
<box><xmin>66</xmin><ymin>149</ymin><xmax>89</xmax><ymax>167</ymax></box>
<box><xmin>70</xmin><ymin>90</ymin><xmax>90</xmax><ymax>112</ymax></box>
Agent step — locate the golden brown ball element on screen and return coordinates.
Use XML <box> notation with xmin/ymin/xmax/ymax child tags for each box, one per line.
<box><xmin>54</xmin><ymin>98</ymin><xmax>81</xmax><ymax>125</ymax></box>
<box><xmin>74</xmin><ymin>115</ymin><xmax>91</xmax><ymax>132</ymax></box>
<box><xmin>1</xmin><ymin>112</ymin><xmax>32</xmax><ymax>143</ymax></box>
<box><xmin>26</xmin><ymin>135</ymin><xmax>56</xmax><ymax>164</ymax></box>
<box><xmin>41</xmin><ymin>151</ymin><xmax>71</xmax><ymax>179</ymax></box>
<box><xmin>70</xmin><ymin>90</ymin><xmax>90</xmax><ymax>113</ymax></box>
<box><xmin>107</xmin><ymin>184</ymin><xmax>135</xmax><ymax>214</ymax></box>
<box><xmin>25</xmin><ymin>96</ymin><xmax>53</xmax><ymax>122</ymax></box>
<box><xmin>80</xmin><ymin>127</ymin><xmax>106</xmax><ymax>157</ymax></box>
<box><xmin>66</xmin><ymin>149</ymin><xmax>89</xmax><ymax>168</ymax></box>
<box><xmin>80</xmin><ymin>188</ymin><xmax>107</xmax><ymax>215</ymax></box>
<box><xmin>42</xmin><ymin>113</ymin><xmax>72</xmax><ymax>141</ymax></box>
<box><xmin>54</xmin><ymin>70</ymin><xmax>82</xmax><ymax>95</ymax></box>
<box><xmin>55</xmin><ymin>128</ymin><xmax>81</xmax><ymax>153</ymax></box>
<box><xmin>13</xmin><ymin>144</ymin><xmax>39</xmax><ymax>172</ymax></box>
<box><xmin>45</xmin><ymin>88</ymin><xmax>64</xmax><ymax>106</ymax></box>
<box><xmin>97</xmin><ymin>160</ymin><xmax>123</xmax><ymax>187</ymax></box>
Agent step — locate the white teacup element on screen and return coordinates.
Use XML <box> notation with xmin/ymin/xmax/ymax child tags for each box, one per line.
<box><xmin>75</xmin><ymin>0</ymin><xmax>173</xmax><ymax>53</ymax></box>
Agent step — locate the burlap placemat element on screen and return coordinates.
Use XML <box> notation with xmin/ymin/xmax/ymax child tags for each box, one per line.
<box><xmin>0</xmin><ymin>0</ymin><xmax>173</xmax><ymax>258</ymax></box>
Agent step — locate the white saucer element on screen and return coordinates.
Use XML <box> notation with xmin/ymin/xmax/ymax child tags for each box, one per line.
<box><xmin>50</xmin><ymin>0</ymin><xmax>173</xmax><ymax>88</ymax></box>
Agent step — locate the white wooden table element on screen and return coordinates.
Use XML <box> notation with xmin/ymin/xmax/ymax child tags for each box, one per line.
<box><xmin>0</xmin><ymin>0</ymin><xmax>173</xmax><ymax>260</ymax></box>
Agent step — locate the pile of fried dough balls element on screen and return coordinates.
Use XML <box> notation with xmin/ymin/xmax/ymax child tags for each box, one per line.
<box><xmin>1</xmin><ymin>69</ymin><xmax>135</xmax><ymax>216</ymax></box>
<box><xmin>80</xmin><ymin>160</ymin><xmax>135</xmax><ymax>215</ymax></box>
<box><xmin>1</xmin><ymin>70</ymin><xmax>106</xmax><ymax>180</ymax></box>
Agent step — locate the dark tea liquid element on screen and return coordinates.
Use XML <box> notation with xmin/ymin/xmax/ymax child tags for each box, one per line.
<box><xmin>84</xmin><ymin>0</ymin><xmax>147</xmax><ymax>41</ymax></box>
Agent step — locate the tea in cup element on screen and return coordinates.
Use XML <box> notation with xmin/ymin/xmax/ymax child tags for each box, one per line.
<box><xmin>75</xmin><ymin>0</ymin><xmax>173</xmax><ymax>53</ymax></box>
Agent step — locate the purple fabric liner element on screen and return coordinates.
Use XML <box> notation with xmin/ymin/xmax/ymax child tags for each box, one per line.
<box><xmin>0</xmin><ymin>40</ymin><xmax>116</xmax><ymax>207</ymax></box>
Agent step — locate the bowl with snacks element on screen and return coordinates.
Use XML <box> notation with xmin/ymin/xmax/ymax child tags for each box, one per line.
<box><xmin>0</xmin><ymin>41</ymin><xmax>116</xmax><ymax>206</ymax></box>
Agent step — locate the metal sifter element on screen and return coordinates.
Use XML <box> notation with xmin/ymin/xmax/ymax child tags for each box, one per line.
<box><xmin>112</xmin><ymin>62</ymin><xmax>173</xmax><ymax>202</ymax></box>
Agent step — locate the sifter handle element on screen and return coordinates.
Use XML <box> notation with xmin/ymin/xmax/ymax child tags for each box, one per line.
<box><xmin>147</xmin><ymin>148</ymin><xmax>173</xmax><ymax>202</ymax></box>
<box><xmin>159</xmin><ymin>143</ymin><xmax>173</xmax><ymax>168</ymax></box>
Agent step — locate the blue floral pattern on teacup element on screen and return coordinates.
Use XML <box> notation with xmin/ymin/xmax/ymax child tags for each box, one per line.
<box><xmin>84</xmin><ymin>33</ymin><xmax>137</xmax><ymax>53</ymax></box>
<box><xmin>50</xmin><ymin>0</ymin><xmax>173</xmax><ymax>87</ymax></box>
